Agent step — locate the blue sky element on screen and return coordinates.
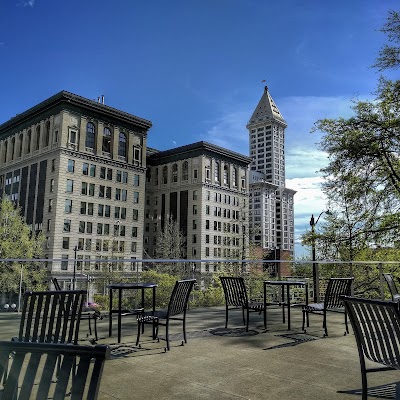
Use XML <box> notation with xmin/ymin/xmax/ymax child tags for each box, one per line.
<box><xmin>0</xmin><ymin>0</ymin><xmax>398</xmax><ymax>258</ymax></box>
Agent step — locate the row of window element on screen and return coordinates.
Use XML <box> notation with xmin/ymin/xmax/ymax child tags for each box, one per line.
<box><xmin>1</xmin><ymin>121</ymin><xmax>54</xmax><ymax>163</ymax></box>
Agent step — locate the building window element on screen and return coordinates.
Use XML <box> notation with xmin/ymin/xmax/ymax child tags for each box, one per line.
<box><xmin>66</xmin><ymin>179</ymin><xmax>74</xmax><ymax>193</ymax></box>
<box><xmin>215</xmin><ymin>162</ymin><xmax>220</xmax><ymax>182</ymax></box>
<box><xmin>63</xmin><ymin>219</ymin><xmax>71</xmax><ymax>232</ymax></box>
<box><xmin>82</xmin><ymin>182</ymin><xmax>88</xmax><ymax>195</ymax></box>
<box><xmin>18</xmin><ymin>133</ymin><xmax>23</xmax><ymax>157</ymax></box>
<box><xmin>133</xmin><ymin>146</ymin><xmax>141</xmax><ymax>165</ymax></box>
<box><xmin>79</xmin><ymin>221</ymin><xmax>85</xmax><ymax>233</ymax></box>
<box><xmin>162</xmin><ymin>166</ymin><xmax>168</xmax><ymax>184</ymax></box>
<box><xmin>89</xmin><ymin>183</ymin><xmax>95</xmax><ymax>196</ymax></box>
<box><xmin>103</xmin><ymin>127</ymin><xmax>112</xmax><ymax>153</ymax></box>
<box><xmin>193</xmin><ymin>220</ymin><xmax>197</xmax><ymax>229</ymax></box>
<box><xmin>133</xmin><ymin>192</ymin><xmax>139</xmax><ymax>204</ymax></box>
<box><xmin>172</xmin><ymin>163</ymin><xmax>178</xmax><ymax>182</ymax></box>
<box><xmin>90</xmin><ymin>164</ymin><xmax>96</xmax><ymax>177</ymax></box>
<box><xmin>132</xmin><ymin>209</ymin><xmax>138</xmax><ymax>221</ymax></box>
<box><xmin>61</xmin><ymin>255</ymin><xmax>68</xmax><ymax>271</ymax></box>
<box><xmin>133</xmin><ymin>174</ymin><xmax>139</xmax><ymax>186</ymax></box>
<box><xmin>105</xmin><ymin>205</ymin><xmax>110</xmax><ymax>217</ymax></box>
<box><xmin>192</xmin><ymin>234</ymin><xmax>197</xmax><ymax>244</ymax></box>
<box><xmin>45</xmin><ymin>121</ymin><xmax>50</xmax><ymax>147</ymax></box>
<box><xmin>193</xmin><ymin>205</ymin><xmax>197</xmax><ymax>215</ymax></box>
<box><xmin>26</xmin><ymin>130</ymin><xmax>31</xmax><ymax>154</ymax></box>
<box><xmin>83</xmin><ymin>163</ymin><xmax>89</xmax><ymax>175</ymax></box>
<box><xmin>35</xmin><ymin>126</ymin><xmax>41</xmax><ymax>151</ymax></box>
<box><xmin>206</xmin><ymin>220</ymin><xmax>209</xmax><ymax>229</ymax></box>
<box><xmin>182</xmin><ymin>161</ymin><xmax>188</xmax><ymax>181</ymax></box>
<box><xmin>48</xmin><ymin>199</ymin><xmax>53</xmax><ymax>212</ymax></box>
<box><xmin>118</xmin><ymin>132</ymin><xmax>127</xmax><ymax>158</ymax></box>
<box><xmin>132</xmin><ymin>227</ymin><xmax>138</xmax><ymax>237</ymax></box>
<box><xmin>64</xmin><ymin>199</ymin><xmax>72</xmax><ymax>213</ymax></box>
<box><xmin>67</xmin><ymin>160</ymin><xmax>75</xmax><ymax>173</ymax></box>
<box><xmin>223</xmin><ymin>165</ymin><xmax>229</xmax><ymax>186</ymax></box>
<box><xmin>62</xmin><ymin>237</ymin><xmax>69</xmax><ymax>250</ymax></box>
<box><xmin>47</xmin><ymin>219</ymin><xmax>51</xmax><ymax>231</ymax></box>
<box><xmin>193</xmin><ymin>190</ymin><xmax>198</xmax><ymax>200</ymax></box>
<box><xmin>205</xmin><ymin>166</ymin><xmax>211</xmax><ymax>181</ymax></box>
<box><xmin>131</xmin><ymin>242</ymin><xmax>137</xmax><ymax>252</ymax></box>
<box><xmin>115</xmin><ymin>189</ymin><xmax>121</xmax><ymax>201</ymax></box>
<box><xmin>86</xmin><ymin>122</ymin><xmax>96</xmax><ymax>149</ymax></box>
<box><xmin>80</xmin><ymin>202</ymin><xmax>87</xmax><ymax>215</ymax></box>
<box><xmin>50</xmin><ymin>179</ymin><xmax>54</xmax><ymax>192</ymax></box>
<box><xmin>87</xmin><ymin>221</ymin><xmax>93</xmax><ymax>234</ymax></box>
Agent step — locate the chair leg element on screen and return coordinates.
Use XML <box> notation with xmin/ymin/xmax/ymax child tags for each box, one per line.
<box><xmin>183</xmin><ymin>316</ymin><xmax>187</xmax><ymax>343</ymax></box>
<box><xmin>323</xmin><ymin>311</ymin><xmax>328</xmax><ymax>337</ymax></box>
<box><xmin>166</xmin><ymin>321</ymin><xmax>170</xmax><ymax>351</ymax></box>
<box><xmin>136</xmin><ymin>320</ymin><xmax>142</xmax><ymax>346</ymax></box>
<box><xmin>88</xmin><ymin>317</ymin><xmax>92</xmax><ymax>337</ymax></box>
<box><xmin>344</xmin><ymin>310</ymin><xmax>349</xmax><ymax>335</ymax></box>
<box><xmin>225</xmin><ymin>305</ymin><xmax>228</xmax><ymax>329</ymax></box>
<box><xmin>302</xmin><ymin>309</ymin><xmax>307</xmax><ymax>332</ymax></box>
<box><xmin>246</xmin><ymin>308</ymin><xmax>249</xmax><ymax>332</ymax></box>
<box><xmin>94</xmin><ymin>317</ymin><xmax>98</xmax><ymax>342</ymax></box>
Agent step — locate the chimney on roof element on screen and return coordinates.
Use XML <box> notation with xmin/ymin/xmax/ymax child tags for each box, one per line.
<box><xmin>101</xmin><ymin>95</ymin><xmax>105</xmax><ymax>104</ymax></box>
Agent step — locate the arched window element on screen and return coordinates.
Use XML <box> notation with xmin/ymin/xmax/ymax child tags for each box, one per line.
<box><xmin>162</xmin><ymin>166</ymin><xmax>168</xmax><ymax>184</ymax></box>
<box><xmin>18</xmin><ymin>133</ymin><xmax>23</xmax><ymax>157</ymax></box>
<box><xmin>214</xmin><ymin>162</ymin><xmax>220</xmax><ymax>183</ymax></box>
<box><xmin>44</xmin><ymin>121</ymin><xmax>50</xmax><ymax>147</ymax></box>
<box><xmin>26</xmin><ymin>130</ymin><xmax>31</xmax><ymax>154</ymax></box>
<box><xmin>118</xmin><ymin>132</ymin><xmax>126</xmax><ymax>158</ymax></box>
<box><xmin>182</xmin><ymin>161</ymin><xmax>188</xmax><ymax>181</ymax></box>
<box><xmin>85</xmin><ymin>122</ymin><xmax>96</xmax><ymax>149</ymax></box>
<box><xmin>35</xmin><ymin>126</ymin><xmax>41</xmax><ymax>151</ymax></box>
<box><xmin>172</xmin><ymin>163</ymin><xmax>178</xmax><ymax>182</ymax></box>
<box><xmin>103</xmin><ymin>127</ymin><xmax>112</xmax><ymax>153</ymax></box>
<box><xmin>3</xmin><ymin>141</ymin><xmax>8</xmax><ymax>163</ymax></box>
<box><xmin>233</xmin><ymin>168</ymin><xmax>237</xmax><ymax>187</ymax></box>
<box><xmin>11</xmin><ymin>137</ymin><xmax>15</xmax><ymax>160</ymax></box>
<box><xmin>223</xmin><ymin>165</ymin><xmax>229</xmax><ymax>186</ymax></box>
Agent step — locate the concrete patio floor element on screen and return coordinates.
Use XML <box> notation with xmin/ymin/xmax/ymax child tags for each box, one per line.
<box><xmin>1</xmin><ymin>306</ymin><xmax>399</xmax><ymax>399</ymax></box>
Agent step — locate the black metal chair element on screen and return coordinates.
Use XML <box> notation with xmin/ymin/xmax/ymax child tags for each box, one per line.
<box><xmin>341</xmin><ymin>296</ymin><xmax>400</xmax><ymax>400</ymax></box>
<box><xmin>220</xmin><ymin>276</ymin><xmax>265</xmax><ymax>332</ymax></box>
<box><xmin>383</xmin><ymin>273</ymin><xmax>400</xmax><ymax>302</ymax></box>
<box><xmin>17</xmin><ymin>290</ymin><xmax>87</xmax><ymax>345</ymax></box>
<box><xmin>136</xmin><ymin>279</ymin><xmax>196</xmax><ymax>351</ymax></box>
<box><xmin>51</xmin><ymin>278</ymin><xmax>102</xmax><ymax>342</ymax></box>
<box><xmin>302</xmin><ymin>277</ymin><xmax>354</xmax><ymax>336</ymax></box>
<box><xmin>0</xmin><ymin>340</ymin><xmax>110</xmax><ymax>400</ymax></box>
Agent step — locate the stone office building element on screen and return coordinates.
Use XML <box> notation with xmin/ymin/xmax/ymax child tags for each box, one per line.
<box><xmin>144</xmin><ymin>142</ymin><xmax>251</xmax><ymax>272</ymax></box>
<box><xmin>0</xmin><ymin>91</ymin><xmax>152</xmax><ymax>288</ymax></box>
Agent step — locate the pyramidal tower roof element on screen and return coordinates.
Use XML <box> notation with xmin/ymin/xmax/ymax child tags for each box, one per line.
<box><xmin>247</xmin><ymin>86</ymin><xmax>287</xmax><ymax>127</ymax></box>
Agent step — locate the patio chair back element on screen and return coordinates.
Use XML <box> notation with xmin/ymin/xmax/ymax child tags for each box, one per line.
<box><xmin>0</xmin><ymin>340</ymin><xmax>110</xmax><ymax>400</ymax></box>
<box><xmin>18</xmin><ymin>290</ymin><xmax>86</xmax><ymax>345</ymax></box>
<box><xmin>167</xmin><ymin>279</ymin><xmax>197</xmax><ymax>317</ymax></box>
<box><xmin>341</xmin><ymin>296</ymin><xmax>400</xmax><ymax>399</ymax></box>
<box><xmin>220</xmin><ymin>276</ymin><xmax>248</xmax><ymax>307</ymax></box>
<box><xmin>51</xmin><ymin>277</ymin><xmax>62</xmax><ymax>291</ymax></box>
<box><xmin>383</xmin><ymin>273</ymin><xmax>400</xmax><ymax>302</ymax></box>
<box><xmin>324</xmin><ymin>278</ymin><xmax>354</xmax><ymax>309</ymax></box>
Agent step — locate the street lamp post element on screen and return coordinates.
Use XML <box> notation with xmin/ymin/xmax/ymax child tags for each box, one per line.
<box><xmin>310</xmin><ymin>211</ymin><xmax>329</xmax><ymax>303</ymax></box>
<box><xmin>73</xmin><ymin>245</ymin><xmax>78</xmax><ymax>290</ymax></box>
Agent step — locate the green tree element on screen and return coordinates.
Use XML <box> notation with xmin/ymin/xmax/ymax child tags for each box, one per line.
<box><xmin>0</xmin><ymin>197</ymin><xmax>46</xmax><ymax>294</ymax></box>
<box><xmin>308</xmin><ymin>9</ymin><xmax>400</xmax><ymax>260</ymax></box>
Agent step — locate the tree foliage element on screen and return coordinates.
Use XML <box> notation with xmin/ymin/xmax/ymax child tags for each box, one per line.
<box><xmin>305</xmin><ymin>9</ymin><xmax>400</xmax><ymax>262</ymax></box>
<box><xmin>0</xmin><ymin>197</ymin><xmax>46</xmax><ymax>293</ymax></box>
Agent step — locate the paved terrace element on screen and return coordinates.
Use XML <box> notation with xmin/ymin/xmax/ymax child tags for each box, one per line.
<box><xmin>1</xmin><ymin>306</ymin><xmax>399</xmax><ymax>399</ymax></box>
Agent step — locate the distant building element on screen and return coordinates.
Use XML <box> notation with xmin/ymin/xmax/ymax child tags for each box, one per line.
<box><xmin>0</xmin><ymin>91</ymin><xmax>151</xmax><ymax>288</ymax></box>
<box><xmin>247</xmin><ymin>86</ymin><xmax>296</xmax><ymax>262</ymax></box>
<box><xmin>145</xmin><ymin>141</ymin><xmax>251</xmax><ymax>272</ymax></box>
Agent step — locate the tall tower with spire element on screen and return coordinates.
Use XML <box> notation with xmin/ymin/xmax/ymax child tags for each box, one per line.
<box><xmin>247</xmin><ymin>86</ymin><xmax>295</xmax><ymax>260</ymax></box>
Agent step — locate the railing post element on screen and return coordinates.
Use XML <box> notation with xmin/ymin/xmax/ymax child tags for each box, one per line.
<box><xmin>379</xmin><ymin>263</ymin><xmax>384</xmax><ymax>300</ymax></box>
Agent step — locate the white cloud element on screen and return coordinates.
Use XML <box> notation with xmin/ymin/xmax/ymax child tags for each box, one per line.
<box><xmin>19</xmin><ymin>0</ymin><xmax>35</xmax><ymax>7</ymax></box>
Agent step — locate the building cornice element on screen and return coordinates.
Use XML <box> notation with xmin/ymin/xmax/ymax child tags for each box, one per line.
<box><xmin>0</xmin><ymin>91</ymin><xmax>152</xmax><ymax>136</ymax></box>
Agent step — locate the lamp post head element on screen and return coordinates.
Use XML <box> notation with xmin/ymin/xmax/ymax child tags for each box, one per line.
<box><xmin>310</xmin><ymin>214</ymin><xmax>315</xmax><ymax>227</ymax></box>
